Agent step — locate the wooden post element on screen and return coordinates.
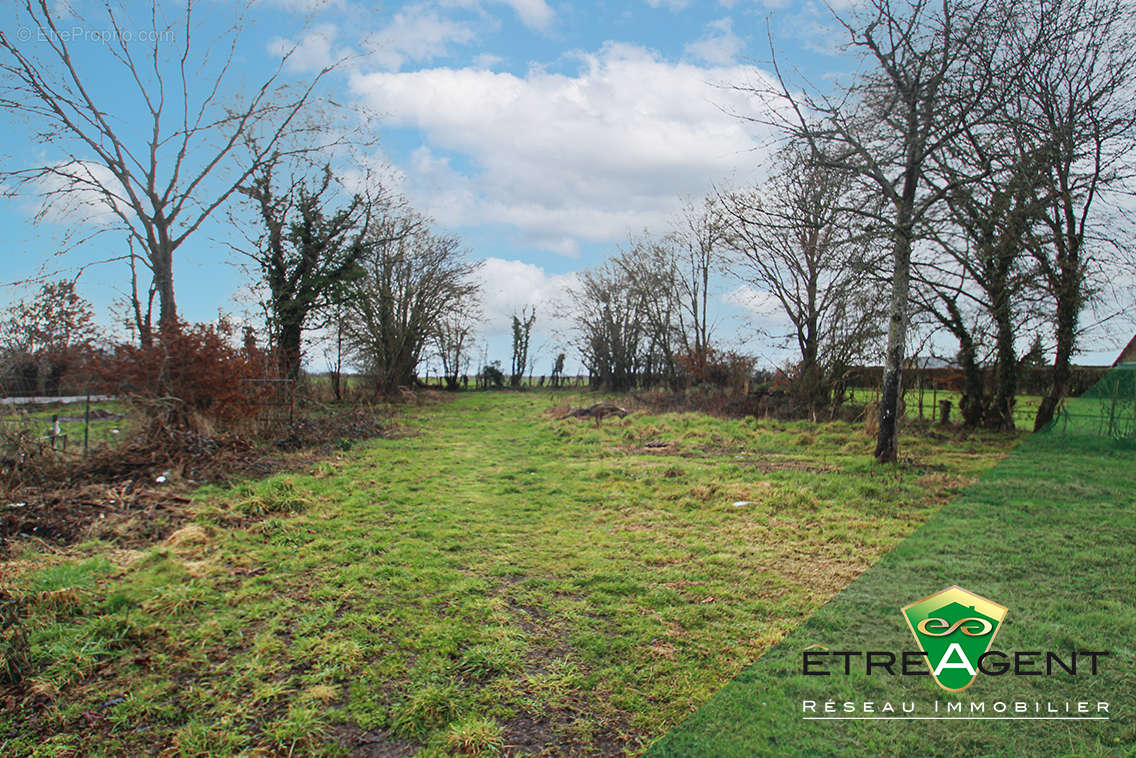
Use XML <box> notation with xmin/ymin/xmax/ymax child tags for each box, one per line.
<box><xmin>83</xmin><ymin>390</ymin><xmax>90</xmax><ymax>455</ymax></box>
<box><xmin>918</xmin><ymin>372</ymin><xmax>924</xmax><ymax>419</ymax></box>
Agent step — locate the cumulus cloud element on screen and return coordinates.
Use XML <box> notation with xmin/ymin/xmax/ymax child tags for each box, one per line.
<box><xmin>684</xmin><ymin>17</ymin><xmax>745</xmax><ymax>65</ymax></box>
<box><xmin>724</xmin><ymin>284</ymin><xmax>785</xmax><ymax>320</ymax></box>
<box><xmin>497</xmin><ymin>0</ymin><xmax>554</xmax><ymax>29</ymax></box>
<box><xmin>440</xmin><ymin>0</ymin><xmax>555</xmax><ymax>30</ymax></box>
<box><xmin>268</xmin><ymin>23</ymin><xmax>345</xmax><ymax>72</ymax></box>
<box><xmin>646</xmin><ymin>0</ymin><xmax>692</xmax><ymax>10</ymax></box>
<box><xmin>350</xmin><ymin>43</ymin><xmax>781</xmax><ymax>254</ymax></box>
<box><xmin>472</xmin><ymin>52</ymin><xmax>503</xmax><ymax>69</ymax></box>
<box><xmin>364</xmin><ymin>5</ymin><xmax>477</xmax><ymax>71</ymax></box>
<box><xmin>30</xmin><ymin>161</ymin><xmax>130</xmax><ymax>227</ymax></box>
<box><xmin>472</xmin><ymin>257</ymin><xmax>578</xmax><ymax>335</ymax></box>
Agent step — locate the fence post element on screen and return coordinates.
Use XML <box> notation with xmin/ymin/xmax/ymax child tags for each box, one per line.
<box><xmin>83</xmin><ymin>388</ymin><xmax>90</xmax><ymax>456</ymax></box>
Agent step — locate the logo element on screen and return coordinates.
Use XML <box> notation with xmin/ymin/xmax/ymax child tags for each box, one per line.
<box><xmin>902</xmin><ymin>586</ymin><xmax>1007</xmax><ymax>691</ymax></box>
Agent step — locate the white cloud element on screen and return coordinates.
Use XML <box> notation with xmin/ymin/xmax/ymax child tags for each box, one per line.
<box><xmin>350</xmin><ymin>43</ymin><xmax>781</xmax><ymax>254</ymax></box>
<box><xmin>439</xmin><ymin>0</ymin><xmax>555</xmax><ymax>31</ymax></box>
<box><xmin>497</xmin><ymin>0</ymin><xmax>554</xmax><ymax>29</ymax></box>
<box><xmin>724</xmin><ymin>284</ymin><xmax>785</xmax><ymax>320</ymax></box>
<box><xmin>472</xmin><ymin>52</ymin><xmax>503</xmax><ymax>69</ymax></box>
<box><xmin>684</xmin><ymin>17</ymin><xmax>744</xmax><ymax>65</ymax></box>
<box><xmin>30</xmin><ymin>161</ymin><xmax>130</xmax><ymax>227</ymax></box>
<box><xmin>364</xmin><ymin>4</ymin><xmax>477</xmax><ymax>71</ymax></box>
<box><xmin>472</xmin><ymin>257</ymin><xmax>578</xmax><ymax>335</ymax></box>
<box><xmin>268</xmin><ymin>23</ymin><xmax>345</xmax><ymax>72</ymax></box>
<box><xmin>646</xmin><ymin>0</ymin><xmax>692</xmax><ymax>10</ymax></box>
<box><xmin>252</xmin><ymin>0</ymin><xmax>346</xmax><ymax>10</ymax></box>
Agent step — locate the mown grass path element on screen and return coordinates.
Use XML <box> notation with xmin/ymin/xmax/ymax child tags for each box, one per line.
<box><xmin>4</xmin><ymin>393</ymin><xmax>1009</xmax><ymax>756</ymax></box>
<box><xmin>648</xmin><ymin>400</ymin><xmax>1135</xmax><ymax>757</ymax></box>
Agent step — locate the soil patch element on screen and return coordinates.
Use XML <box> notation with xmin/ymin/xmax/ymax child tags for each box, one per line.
<box><xmin>1</xmin><ymin>405</ymin><xmax>399</xmax><ymax>558</ymax></box>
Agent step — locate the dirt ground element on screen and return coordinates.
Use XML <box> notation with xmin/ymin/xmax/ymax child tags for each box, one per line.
<box><xmin>0</xmin><ymin>404</ymin><xmax>399</xmax><ymax>559</ymax></box>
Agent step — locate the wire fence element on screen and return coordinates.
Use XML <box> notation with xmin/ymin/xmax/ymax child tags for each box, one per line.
<box><xmin>240</xmin><ymin>378</ymin><xmax>295</xmax><ymax>432</ymax></box>
<box><xmin>1049</xmin><ymin>364</ymin><xmax>1136</xmax><ymax>440</ymax></box>
<box><xmin>0</xmin><ymin>390</ymin><xmax>128</xmax><ymax>456</ymax></box>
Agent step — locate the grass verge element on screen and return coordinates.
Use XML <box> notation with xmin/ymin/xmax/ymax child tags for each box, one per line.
<box><xmin>646</xmin><ymin>394</ymin><xmax>1135</xmax><ymax>758</ymax></box>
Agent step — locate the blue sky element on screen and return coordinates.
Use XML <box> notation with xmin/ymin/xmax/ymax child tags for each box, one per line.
<box><xmin>0</xmin><ymin>0</ymin><xmax>1127</xmax><ymax>372</ymax></box>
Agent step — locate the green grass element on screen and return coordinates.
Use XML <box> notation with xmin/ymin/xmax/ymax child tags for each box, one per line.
<box><xmin>0</xmin><ymin>399</ymin><xmax>134</xmax><ymax>451</ymax></box>
<box><xmin>846</xmin><ymin>387</ymin><xmax>1044</xmax><ymax>428</ymax></box>
<box><xmin>647</xmin><ymin>390</ymin><xmax>1135</xmax><ymax>757</ymax></box>
<box><xmin>1</xmin><ymin>393</ymin><xmax>1012</xmax><ymax>756</ymax></box>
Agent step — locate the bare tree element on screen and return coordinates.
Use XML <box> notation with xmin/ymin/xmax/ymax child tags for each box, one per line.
<box><xmin>1014</xmin><ymin>0</ymin><xmax>1136</xmax><ymax>430</ymax></box>
<box><xmin>550</xmin><ymin>352</ymin><xmax>566</xmax><ymax>388</ymax></box>
<box><xmin>672</xmin><ymin>198</ymin><xmax>723</xmax><ymax>367</ymax></box>
<box><xmin>908</xmin><ymin>256</ymin><xmax>994</xmax><ymax>426</ymax></box>
<box><xmin>616</xmin><ymin>236</ymin><xmax>685</xmax><ymax>389</ymax></box>
<box><xmin>1</xmin><ymin>278</ymin><xmax>97</xmax><ymax>396</ymax></box>
<box><xmin>762</xmin><ymin>0</ymin><xmax>1020</xmax><ymax>460</ymax></box>
<box><xmin>322</xmin><ymin>302</ymin><xmax>348</xmax><ymax>401</ymax></box>
<box><xmin>0</xmin><ymin>1</ymin><xmax>340</xmax><ymax>341</ymax></box>
<box><xmin>434</xmin><ymin>307</ymin><xmax>480</xmax><ymax>390</ymax></box>
<box><xmin>719</xmin><ymin>144</ymin><xmax>884</xmax><ymax>412</ymax></box>
<box><xmin>343</xmin><ymin>213</ymin><xmax>480</xmax><ymax>394</ymax></box>
<box><xmin>922</xmin><ymin>122</ymin><xmax>1049</xmax><ymax>429</ymax></box>
<box><xmin>566</xmin><ymin>254</ymin><xmax>648</xmax><ymax>392</ymax></box>
<box><xmin>510</xmin><ymin>306</ymin><xmax>536</xmax><ymax>388</ymax></box>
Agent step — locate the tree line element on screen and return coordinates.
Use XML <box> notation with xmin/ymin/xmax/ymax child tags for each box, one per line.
<box><xmin>2</xmin><ymin>0</ymin><xmax>1133</xmax><ymax>465</ymax></box>
<box><xmin>568</xmin><ymin>0</ymin><xmax>1135</xmax><ymax>462</ymax></box>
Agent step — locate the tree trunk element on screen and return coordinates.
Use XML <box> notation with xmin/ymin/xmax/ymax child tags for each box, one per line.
<box><xmin>278</xmin><ymin>319</ymin><xmax>303</xmax><ymax>382</ymax></box>
<box><xmin>875</xmin><ymin>226</ymin><xmax>913</xmax><ymax>463</ymax></box>
<box><xmin>986</xmin><ymin>312</ymin><xmax>1017</xmax><ymax>431</ymax></box>
<box><xmin>958</xmin><ymin>339</ymin><xmax>985</xmax><ymax>428</ymax></box>
<box><xmin>799</xmin><ymin>342</ymin><xmax>823</xmax><ymax>414</ymax></box>
<box><xmin>153</xmin><ymin>237</ymin><xmax>177</xmax><ymax>334</ymax></box>
<box><xmin>1034</xmin><ymin>297</ymin><xmax>1077</xmax><ymax>431</ymax></box>
<box><xmin>1034</xmin><ymin>244</ymin><xmax>1082</xmax><ymax>431</ymax></box>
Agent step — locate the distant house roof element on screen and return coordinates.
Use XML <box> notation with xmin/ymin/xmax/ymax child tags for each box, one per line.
<box><xmin>1115</xmin><ymin>333</ymin><xmax>1136</xmax><ymax>366</ymax></box>
<box><xmin>906</xmin><ymin>355</ymin><xmax>957</xmax><ymax>369</ymax></box>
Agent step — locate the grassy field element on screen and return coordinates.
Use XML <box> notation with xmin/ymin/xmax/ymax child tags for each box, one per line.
<box><xmin>647</xmin><ymin>390</ymin><xmax>1135</xmax><ymax>757</ymax></box>
<box><xmin>2</xmin><ymin>393</ymin><xmax>1013</xmax><ymax>756</ymax></box>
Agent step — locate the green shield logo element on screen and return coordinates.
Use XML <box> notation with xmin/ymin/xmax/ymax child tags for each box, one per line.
<box><xmin>901</xmin><ymin>586</ymin><xmax>1007</xmax><ymax>691</ymax></box>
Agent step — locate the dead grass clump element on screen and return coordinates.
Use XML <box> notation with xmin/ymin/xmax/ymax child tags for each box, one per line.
<box><xmin>164</xmin><ymin>524</ymin><xmax>213</xmax><ymax>550</ymax></box>
<box><xmin>689</xmin><ymin>483</ymin><xmax>721</xmax><ymax>501</ymax></box>
<box><xmin>545</xmin><ymin>401</ymin><xmax>573</xmax><ymax>419</ymax></box>
<box><xmin>864</xmin><ymin>401</ymin><xmax>880</xmax><ymax>437</ymax></box>
<box><xmin>0</xmin><ymin>419</ymin><xmax>74</xmax><ymax>498</ymax></box>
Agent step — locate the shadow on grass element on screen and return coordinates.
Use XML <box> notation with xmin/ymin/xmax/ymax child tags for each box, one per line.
<box><xmin>647</xmin><ymin>381</ymin><xmax>1136</xmax><ymax>758</ymax></box>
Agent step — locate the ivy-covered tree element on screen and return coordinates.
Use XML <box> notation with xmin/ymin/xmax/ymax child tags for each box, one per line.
<box><xmin>240</xmin><ymin>165</ymin><xmax>379</xmax><ymax>381</ymax></box>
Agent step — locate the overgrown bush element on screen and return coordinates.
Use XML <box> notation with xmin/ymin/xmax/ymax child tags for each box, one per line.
<box><xmin>481</xmin><ymin>363</ymin><xmax>505</xmax><ymax>389</ymax></box>
<box><xmin>96</xmin><ymin>318</ymin><xmax>272</xmax><ymax>433</ymax></box>
<box><xmin>676</xmin><ymin>348</ymin><xmax>756</xmax><ymax>393</ymax></box>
